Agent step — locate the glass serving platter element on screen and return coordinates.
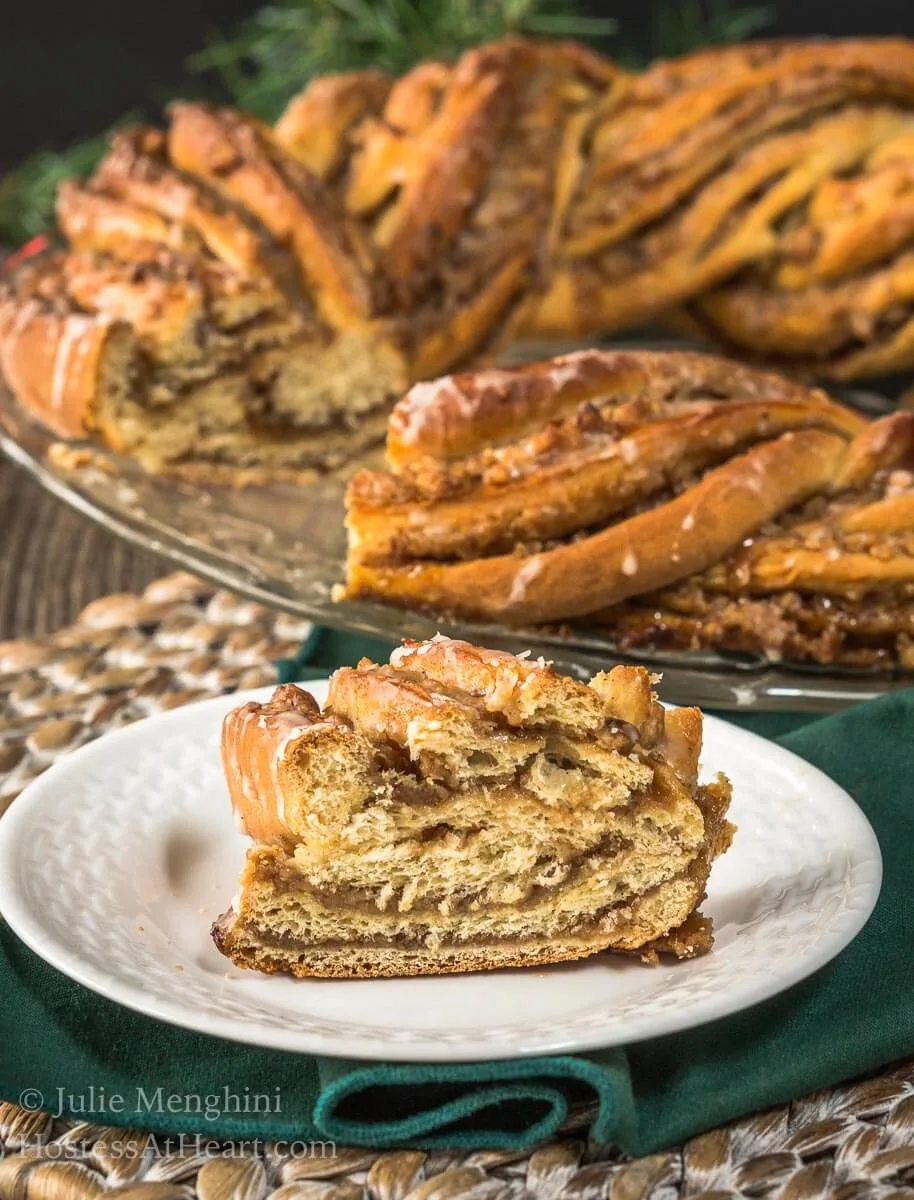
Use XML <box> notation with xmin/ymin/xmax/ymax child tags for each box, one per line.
<box><xmin>1</xmin><ymin>340</ymin><xmax>909</xmax><ymax>712</ymax></box>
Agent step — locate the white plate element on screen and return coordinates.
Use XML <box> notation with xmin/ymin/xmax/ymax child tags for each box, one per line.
<box><xmin>0</xmin><ymin>682</ymin><xmax>882</xmax><ymax>1062</ymax></box>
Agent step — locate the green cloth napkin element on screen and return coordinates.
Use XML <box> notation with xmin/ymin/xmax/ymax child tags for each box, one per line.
<box><xmin>1</xmin><ymin>631</ymin><xmax>912</xmax><ymax>1155</ymax></box>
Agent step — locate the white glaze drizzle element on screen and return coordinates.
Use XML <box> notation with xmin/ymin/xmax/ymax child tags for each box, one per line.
<box><xmin>621</xmin><ymin>549</ymin><xmax>639</xmax><ymax>576</ymax></box>
<box><xmin>7</xmin><ymin>298</ymin><xmax>40</xmax><ymax>341</ymax></box>
<box><xmin>393</xmin><ymin>376</ymin><xmax>465</xmax><ymax>443</ymax></box>
<box><xmin>508</xmin><ymin>556</ymin><xmax>544</xmax><ymax>603</ymax></box>
<box><xmin>50</xmin><ymin>316</ymin><xmax>94</xmax><ymax>412</ymax></box>
<box><xmin>269</xmin><ymin>711</ymin><xmax>331</xmax><ymax>827</ymax></box>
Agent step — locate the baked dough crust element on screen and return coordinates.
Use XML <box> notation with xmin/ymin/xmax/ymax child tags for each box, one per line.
<box><xmin>524</xmin><ymin>40</ymin><xmax>914</xmax><ymax>379</ymax></box>
<box><xmin>8</xmin><ymin>36</ymin><xmax>914</xmax><ymax>478</ymax></box>
<box><xmin>215</xmin><ymin>644</ymin><xmax>733</xmax><ymax>978</ymax></box>
<box><xmin>344</xmin><ymin>350</ymin><xmax>914</xmax><ymax>666</ymax></box>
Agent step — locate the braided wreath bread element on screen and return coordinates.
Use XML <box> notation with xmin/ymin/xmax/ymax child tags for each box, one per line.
<box><xmin>0</xmin><ymin>117</ymin><xmax>408</xmax><ymax>481</ymax></box>
<box><xmin>343</xmin><ymin>350</ymin><xmax>914</xmax><ymax>669</ymax></box>
<box><xmin>526</xmin><ymin>39</ymin><xmax>914</xmax><ymax>380</ymax></box>
<box><xmin>214</xmin><ymin>642</ymin><xmax>733</xmax><ymax>977</ymax></box>
<box><xmin>5</xmin><ymin>37</ymin><xmax>914</xmax><ymax>478</ymax></box>
<box><xmin>0</xmin><ymin>40</ymin><xmax>611</xmax><ymax>480</ymax></box>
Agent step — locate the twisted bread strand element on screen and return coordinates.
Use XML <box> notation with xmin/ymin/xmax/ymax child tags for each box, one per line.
<box><xmin>7</xmin><ymin>37</ymin><xmax>914</xmax><ymax>481</ymax></box>
<box><xmin>343</xmin><ymin>350</ymin><xmax>914</xmax><ymax>667</ymax></box>
<box><xmin>0</xmin><ymin>105</ymin><xmax>409</xmax><ymax>478</ymax></box>
<box><xmin>279</xmin><ymin>37</ymin><xmax>914</xmax><ymax>380</ymax></box>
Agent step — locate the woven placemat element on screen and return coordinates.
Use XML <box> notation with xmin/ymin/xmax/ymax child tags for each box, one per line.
<box><xmin>2</xmin><ymin>573</ymin><xmax>914</xmax><ymax>1199</ymax></box>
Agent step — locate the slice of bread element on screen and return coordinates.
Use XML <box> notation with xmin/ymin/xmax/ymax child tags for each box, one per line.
<box><xmin>213</xmin><ymin>638</ymin><xmax>733</xmax><ymax>978</ymax></box>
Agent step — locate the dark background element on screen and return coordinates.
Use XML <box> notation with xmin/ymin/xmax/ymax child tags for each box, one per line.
<box><xmin>0</xmin><ymin>0</ymin><xmax>911</xmax><ymax>173</ymax></box>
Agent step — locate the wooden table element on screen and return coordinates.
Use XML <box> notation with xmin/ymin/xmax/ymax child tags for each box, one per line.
<box><xmin>0</xmin><ymin>456</ymin><xmax>162</xmax><ymax>639</ymax></box>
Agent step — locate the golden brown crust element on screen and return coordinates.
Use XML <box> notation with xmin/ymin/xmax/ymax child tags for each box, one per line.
<box><xmin>57</xmin><ymin>178</ymin><xmax>197</xmax><ymax>261</ymax></box>
<box><xmin>325</xmin><ymin>660</ymin><xmax>501</xmax><ymax>765</ymax></box>
<box><xmin>699</xmin><ymin>471</ymin><xmax>914</xmax><ymax>599</ymax></box>
<box><xmin>275</xmin><ymin>70</ymin><xmax>392</xmax><ymax>179</ymax></box>
<box><xmin>89</xmin><ymin>127</ymin><xmax>271</xmax><ymax>279</ymax></box>
<box><xmin>347</xmin><ymin>426</ymin><xmax>849</xmax><ymax>624</ymax></box>
<box><xmin>384</xmin><ymin>348</ymin><xmax>851</xmax><ymax>466</ymax></box>
<box><xmin>519</xmin><ymin>39</ymin><xmax>914</xmax><ymax>377</ymax></box>
<box><xmin>0</xmin><ymin>295</ymin><xmax>117</xmax><ymax>438</ymax></box>
<box><xmin>712</xmin><ymin>540</ymin><xmax>914</xmax><ymax>595</ymax></box>
<box><xmin>681</xmin><ymin>255</ymin><xmax>914</xmax><ymax>381</ymax></box>
<box><xmin>329</xmin><ymin>37</ymin><xmax>617</xmax><ymax>376</ymax></box>
<box><xmin>340</xmin><ymin>62</ymin><xmax>455</xmax><ymax>216</ymax></box>
<box><xmin>214</xmin><ymin>642</ymin><xmax>731</xmax><ymax>978</ymax></box>
<box><xmin>585</xmin><ymin>433</ymin><xmax>914</xmax><ymax>666</ymax></box>
<box><xmin>370</xmin><ymin>43</ymin><xmax>519</xmax><ymax>293</ymax></box>
<box><xmin>660</xmin><ymin>707</ymin><xmax>703</xmax><ymax>787</ymax></box>
<box><xmin>352</xmin><ymin>393</ymin><xmax>863</xmax><ymax>566</ymax></box>
<box><xmin>167</xmin><ymin>102</ymin><xmax>373</xmax><ymax>328</ymax></box>
<box><xmin>839</xmin><ymin>491</ymin><xmax>914</xmax><ymax>534</ymax></box>
<box><xmin>388</xmin><ymin>636</ymin><xmax>607</xmax><ymax>730</ymax></box>
<box><xmin>334</xmin><ymin>639</ymin><xmax>687</xmax><ymax>758</ymax></box>
<box><xmin>589</xmin><ymin>664</ymin><xmax>663</xmax><ymax>735</ymax></box>
<box><xmin>0</xmin><ymin>110</ymin><xmax>406</xmax><ymax>481</ymax></box>
<box><xmin>566</xmin><ymin>40</ymin><xmax>914</xmax><ymax>248</ymax></box>
<box><xmin>343</xmin><ymin>349</ymin><xmax>912</xmax><ymax>666</ymax></box>
<box><xmin>221</xmin><ymin>684</ymin><xmax>325</xmax><ymax>845</ymax></box>
<box><xmin>12</xmin><ymin>36</ymin><xmax>914</xmax><ymax>477</ymax></box>
<box><xmin>675</xmin><ymin>114</ymin><xmax>914</xmax><ymax>378</ymax></box>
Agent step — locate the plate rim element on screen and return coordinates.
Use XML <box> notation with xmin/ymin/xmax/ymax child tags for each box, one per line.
<box><xmin>0</xmin><ymin>682</ymin><xmax>884</xmax><ymax>1062</ymax></box>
